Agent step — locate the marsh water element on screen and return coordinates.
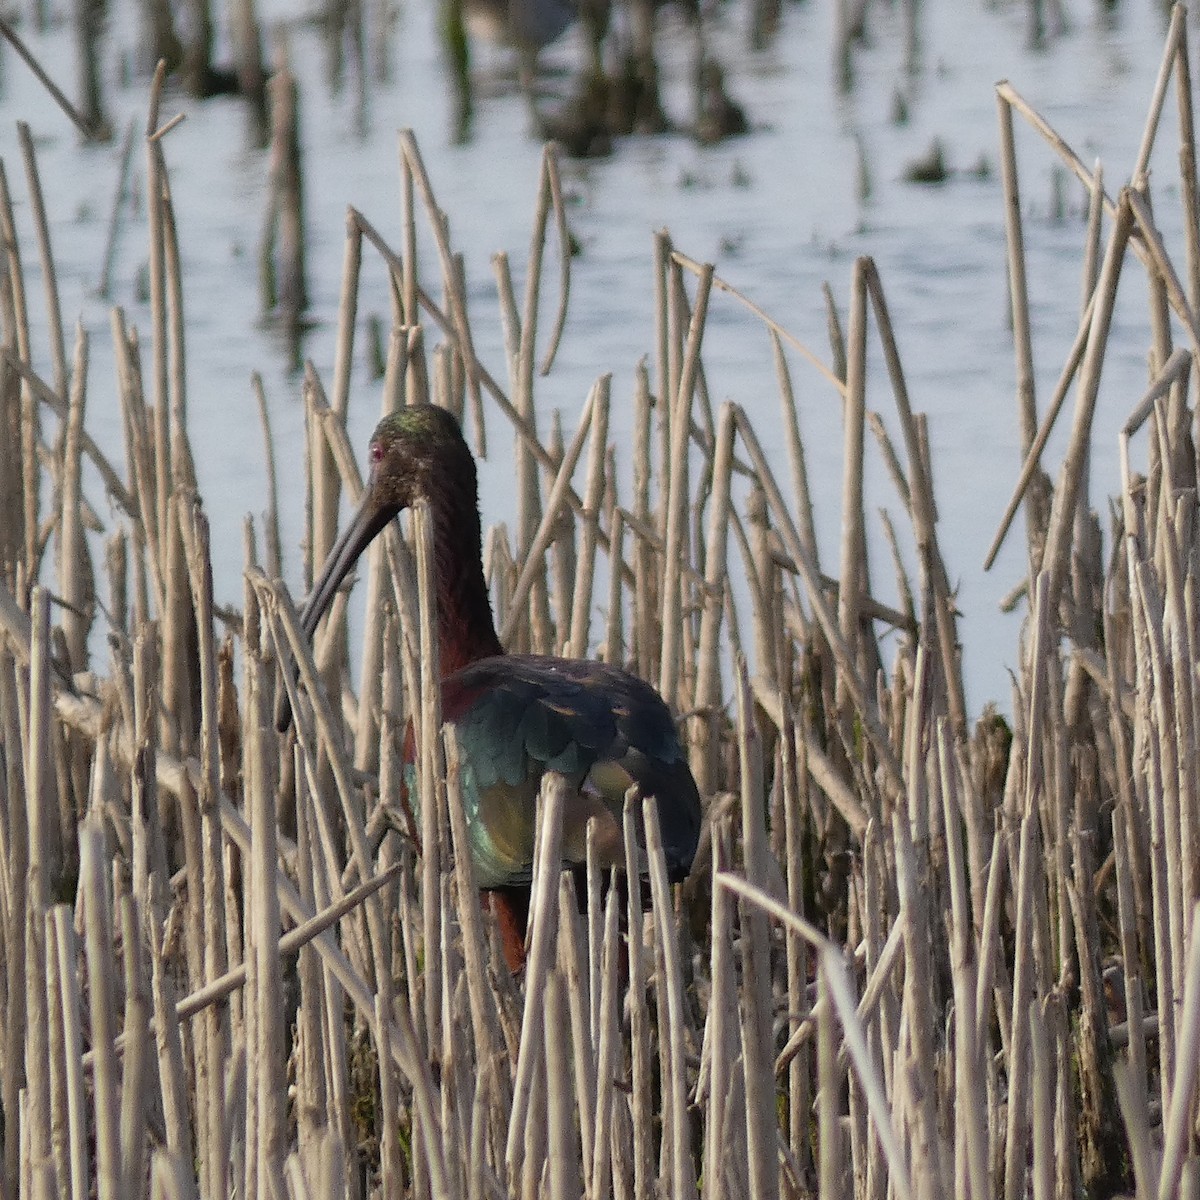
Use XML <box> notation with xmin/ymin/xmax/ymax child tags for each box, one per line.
<box><xmin>0</xmin><ymin>0</ymin><xmax>1188</xmax><ymax>715</ymax></box>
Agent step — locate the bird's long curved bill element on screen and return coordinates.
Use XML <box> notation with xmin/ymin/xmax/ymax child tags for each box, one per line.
<box><xmin>275</xmin><ymin>490</ymin><xmax>393</xmax><ymax>731</ymax></box>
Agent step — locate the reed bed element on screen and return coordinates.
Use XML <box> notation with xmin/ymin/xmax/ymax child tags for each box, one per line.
<box><xmin>4</xmin><ymin>13</ymin><xmax>1200</xmax><ymax>1199</ymax></box>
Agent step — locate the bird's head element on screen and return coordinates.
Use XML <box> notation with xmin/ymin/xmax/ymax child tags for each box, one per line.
<box><xmin>365</xmin><ymin>404</ymin><xmax>474</xmax><ymax>513</ymax></box>
<box><xmin>298</xmin><ymin>404</ymin><xmax>473</xmax><ymax>643</ymax></box>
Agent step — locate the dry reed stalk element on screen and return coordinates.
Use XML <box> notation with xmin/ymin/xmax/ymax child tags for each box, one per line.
<box><xmin>505</xmin><ymin>774</ymin><xmax>566</xmax><ymax>1183</ymax></box>
<box><xmin>17</xmin><ymin>124</ymin><xmax>65</xmax><ymax>398</ymax></box>
<box><xmin>621</xmin><ymin>793</ymin><xmax>653</xmax><ymax>1200</ymax></box>
<box><xmin>251</xmin><ymin>373</ymin><xmax>283</xmax><ymax>579</ymax></box>
<box><xmin>984</xmin><ymin>287</ymin><xmax>1096</xmax><ymax>571</ymax></box>
<box><xmin>351</xmin><ymin>330</ymin><xmax>405</xmax><ymax>777</ymax></box>
<box><xmin>641</xmin><ymin>796</ymin><xmax>692</xmax><ymax>1198</ymax></box>
<box><xmin>58</xmin><ymin>327</ymin><xmax>90</xmax><ymax>673</ymax></box>
<box><xmin>548</xmin><ymin>411</ymin><xmax>575</xmax><ymax>648</ymax></box>
<box><xmin>399</xmin><ymin>130</ymin><xmax>483</xmax><ymax>421</ymax></box>
<box><xmin>603</xmin><ymin>499</ymin><xmax>626</xmax><ymax>668</ymax></box>
<box><xmin>631</xmin><ymin>361</ymin><xmax>657</xmax><ymax>682</ymax></box>
<box><xmin>591</xmin><ymin>886</ymin><xmax>621</xmax><ymax>1200</ymax></box>
<box><xmin>693</xmin><ymin>403</ymin><xmax>736</xmax><ymax>794</ymax></box>
<box><xmin>555</xmin><ymin>875</ymin><xmax>594</xmax><ymax>1189</ymax></box>
<box><xmin>567</xmin><ymin>378</ymin><xmax>610</xmax><ymax>659</ymax></box>
<box><xmin>498</xmin><ymin>384</ymin><xmax>597</xmax><ymax>646</ymax></box>
<box><xmin>118</xmin><ymin>893</ymin><xmax>151</xmax><ymax>1195</ymax></box>
<box><xmin>49</xmin><ymin>906</ymin><xmax>86</xmax><ymax>1198</ymax></box>
<box><xmin>0</xmin><ymin>160</ymin><xmax>39</xmax><ymax>579</ymax></box>
<box><xmin>80</xmin><ymin>820</ymin><xmax>121</xmax><ymax>1198</ymax></box>
<box><xmin>245</xmin><ymin>638</ymin><xmax>287</xmax><ymax>1192</ymax></box>
<box><xmin>23</xmin><ymin>588</ymin><xmax>55</xmax><ymax>1178</ymax></box>
<box><xmin>996</xmin><ymin>85</ymin><xmax>1040</xmax><ymax>485</ymax></box>
<box><xmin>860</xmin><ymin>264</ymin><xmax>963</xmax><ymax>736</ymax></box>
<box><xmin>1039</xmin><ymin>192</ymin><xmax>1132</xmax><ymax>610</ymax></box>
<box><xmin>837</xmin><ymin>258</ymin><xmax>869</xmax><ymax>691</ymax></box>
<box><xmin>659</xmin><ymin>262</ymin><xmax>712</xmax><ymax>708</ymax></box>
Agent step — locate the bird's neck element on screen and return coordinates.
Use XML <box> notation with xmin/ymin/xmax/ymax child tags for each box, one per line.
<box><xmin>427</xmin><ymin>484</ymin><xmax>503</xmax><ymax>678</ymax></box>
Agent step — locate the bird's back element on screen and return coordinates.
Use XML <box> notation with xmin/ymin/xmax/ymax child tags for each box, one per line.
<box><xmin>418</xmin><ymin>654</ymin><xmax>702</xmax><ymax>889</ymax></box>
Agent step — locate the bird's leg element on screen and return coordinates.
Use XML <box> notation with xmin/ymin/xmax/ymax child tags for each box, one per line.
<box><xmin>481</xmin><ymin>886</ymin><xmax>531</xmax><ymax>973</ymax></box>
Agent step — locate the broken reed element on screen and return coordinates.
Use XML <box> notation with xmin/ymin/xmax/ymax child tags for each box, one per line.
<box><xmin>6</xmin><ymin>12</ymin><xmax>1200</xmax><ymax>1197</ymax></box>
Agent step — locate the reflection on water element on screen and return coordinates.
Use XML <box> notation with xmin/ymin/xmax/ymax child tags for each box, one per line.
<box><xmin>0</xmin><ymin>0</ymin><xmax>1184</xmax><ymax>714</ymax></box>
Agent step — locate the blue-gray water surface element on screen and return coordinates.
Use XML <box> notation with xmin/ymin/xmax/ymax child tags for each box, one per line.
<box><xmin>0</xmin><ymin>0</ymin><xmax>1188</xmax><ymax>717</ymax></box>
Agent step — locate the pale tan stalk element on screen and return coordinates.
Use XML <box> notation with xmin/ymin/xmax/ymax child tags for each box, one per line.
<box><xmin>1028</xmin><ymin>998</ymin><xmax>1053</xmax><ymax>1200</ymax></box>
<box><xmin>17</xmin><ymin>123</ymin><xmax>66</xmax><ymax>397</ymax></box>
<box><xmin>1004</xmin><ymin>791</ymin><xmax>1045</xmax><ymax>1200</ymax></box>
<box><xmin>117</xmin><ymin>894</ymin><xmax>150</xmax><ymax>1195</ymax></box>
<box><xmin>352</xmin><ymin>331</ymin><xmax>404</xmax><ymax>776</ymax></box>
<box><xmin>631</xmin><ymin>363</ymin><xmax>656</xmax><ymax>680</ymax></box>
<box><xmin>603</xmin><ymin>502</ymin><xmax>626</xmax><ymax>667</ymax></box>
<box><xmin>895</xmin><ymin>666</ymin><xmax>948</xmax><ymax>1199</ymax></box>
<box><xmin>178</xmin><ymin>500</ymin><xmax>230</xmax><ymax>1197</ymax></box>
<box><xmin>399</xmin><ymin>130</ymin><xmax>483</xmax><ymax>418</ymax></box>
<box><xmin>642</xmin><ymin>790</ymin><xmax>698</xmax><ymax>1200</ymax></box>
<box><xmin>555</xmin><ymin>876</ymin><xmax>594</xmax><ymax>1189</ymax></box>
<box><xmin>590</xmin><ymin>887</ymin><xmax>620</xmax><ymax>1200</ymax></box>
<box><xmin>80</xmin><ymin>820</ymin><xmax>121</xmax><ymax>1199</ymax></box>
<box><xmin>517</xmin><ymin>145</ymin><xmax>567</xmax><ymax>385</ymax></box>
<box><xmin>51</xmin><ymin>906</ymin><xmax>88</xmax><ymax>1199</ymax></box>
<box><xmin>659</xmin><ymin>263</ymin><xmax>713</xmax><ymax>706</ymax></box>
<box><xmin>1131</xmin><ymin>5</ymin><xmax>1186</xmax><ymax>185</ymax></box>
<box><xmin>863</xmin><ymin>265</ymin><xmax>966</xmax><ymax>737</ymax></box>
<box><xmin>622</xmin><ymin>792</ymin><xmax>652</xmax><ymax>1200</ymax></box>
<box><xmin>144</xmin><ymin>70</ymin><xmax>172</xmax><ymax>546</ymax></box>
<box><xmin>655</xmin><ymin>233</ymin><xmax>674</xmax><ymax>478</ymax></box>
<box><xmin>57</xmin><ymin>326</ymin><xmax>90</xmax><ymax>672</ymax></box>
<box><xmin>505</xmin><ymin>773</ymin><xmax>566</xmax><ymax>1181</ymax></box>
<box><xmin>567</xmin><ymin>378</ymin><xmax>610</xmax><ymax>658</ymax></box>
<box><xmin>499</xmin><ymin>385</ymin><xmax>596</xmax><ymax>646</ymax></box>
<box><xmin>495</xmin><ymin>245</ymin><xmax>552</xmax><ymax>654</ymax></box>
<box><xmin>732</xmin><ymin>662</ymin><xmax>777</xmax><ymax>1200</ymax></box>
<box><xmin>1080</xmin><ymin>160</ymin><xmax>1105</xmax><ymax>309</ymax></box>
<box><xmin>937</xmin><ymin>723</ymin><xmax>989</xmax><ymax>1200</ymax></box>
<box><xmin>548</xmin><ymin>411</ymin><xmax>575</xmax><ymax>647</ymax></box>
<box><xmin>245</xmin><ymin>642</ymin><xmax>286</xmax><ymax>1192</ymax></box>
<box><xmin>45</xmin><ymin>905</ymin><xmax>70</xmax><ymax>1190</ymax></box>
<box><xmin>837</xmin><ymin>257</ymin><xmax>869</xmax><ymax>691</ymax></box>
<box><xmin>251</xmin><ymin>373</ymin><xmax>282</xmax><ymax>578</ymax></box>
<box><xmin>982</xmin><ymin>289</ymin><xmax>1113</xmax><ymax>571</ymax></box>
<box><xmin>1040</xmin><ymin>192</ymin><xmax>1133</xmax><ymax>610</ymax></box>
<box><xmin>996</xmin><ymin>86</ymin><xmax>1041</xmax><ymax>471</ymax></box>
<box><xmin>108</xmin><ymin>311</ymin><xmax>163</xmax><ymax>597</ymax></box>
<box><xmin>0</xmin><ymin>15</ymin><xmax>98</xmax><ymax>136</ymax></box>
<box><xmin>694</xmin><ymin>402</ymin><xmax>735</xmax><ymax>793</ymax></box>
<box><xmin>704</xmin><ymin>816</ymin><xmax>736</xmax><ymax>1200</ymax></box>
<box><xmin>24</xmin><ymin>588</ymin><xmax>54</xmax><ymax>1172</ymax></box>
<box><xmin>0</xmin><ymin>161</ymin><xmax>38</xmax><ymax>574</ymax></box>
<box><xmin>544</xmin><ymin>969</ymin><xmax>582</xmax><ymax>1200</ymax></box>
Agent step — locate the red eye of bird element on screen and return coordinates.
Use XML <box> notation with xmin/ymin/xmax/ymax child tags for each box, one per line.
<box><xmin>369</xmin><ymin>441</ymin><xmax>384</xmax><ymax>465</ymax></box>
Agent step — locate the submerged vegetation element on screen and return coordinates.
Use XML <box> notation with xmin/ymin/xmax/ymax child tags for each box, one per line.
<box><xmin>3</xmin><ymin>5</ymin><xmax>1200</xmax><ymax>1199</ymax></box>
